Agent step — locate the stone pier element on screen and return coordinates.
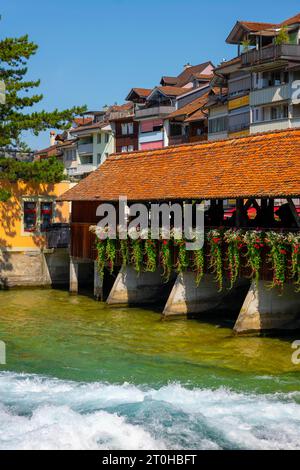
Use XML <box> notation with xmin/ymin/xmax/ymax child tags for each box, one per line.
<box><xmin>163</xmin><ymin>273</ymin><xmax>248</xmax><ymax>319</ymax></box>
<box><xmin>234</xmin><ymin>281</ymin><xmax>300</xmax><ymax>334</ymax></box>
<box><xmin>107</xmin><ymin>266</ymin><xmax>171</xmax><ymax>306</ymax></box>
<box><xmin>94</xmin><ymin>261</ymin><xmax>103</xmax><ymax>301</ymax></box>
<box><xmin>69</xmin><ymin>257</ymin><xmax>79</xmax><ymax>294</ymax></box>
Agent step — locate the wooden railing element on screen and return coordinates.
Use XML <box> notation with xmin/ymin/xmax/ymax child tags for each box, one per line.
<box><xmin>241</xmin><ymin>44</ymin><xmax>300</xmax><ymax>67</ymax></box>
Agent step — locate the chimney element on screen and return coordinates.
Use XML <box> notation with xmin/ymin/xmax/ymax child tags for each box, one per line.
<box><xmin>184</xmin><ymin>62</ymin><xmax>192</xmax><ymax>69</ymax></box>
<box><xmin>50</xmin><ymin>130</ymin><xmax>56</xmax><ymax>146</ymax></box>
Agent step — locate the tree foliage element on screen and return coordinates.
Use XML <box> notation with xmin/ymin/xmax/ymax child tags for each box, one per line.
<box><xmin>0</xmin><ymin>156</ymin><xmax>65</xmax><ymax>184</ymax></box>
<box><xmin>0</xmin><ymin>34</ymin><xmax>86</xmax><ymax>148</ymax></box>
<box><xmin>274</xmin><ymin>26</ymin><xmax>290</xmax><ymax>46</ymax></box>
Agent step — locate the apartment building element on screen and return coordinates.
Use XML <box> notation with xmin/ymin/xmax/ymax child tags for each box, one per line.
<box><xmin>208</xmin><ymin>12</ymin><xmax>300</xmax><ymax>140</ymax></box>
<box><xmin>108</xmin><ymin>103</ymin><xmax>139</xmax><ymax>153</ymax></box>
<box><xmin>67</xmin><ymin>110</ymin><xmax>114</xmax><ymax>177</ymax></box>
<box><xmin>127</xmin><ymin>62</ymin><xmax>214</xmax><ymax>149</ymax></box>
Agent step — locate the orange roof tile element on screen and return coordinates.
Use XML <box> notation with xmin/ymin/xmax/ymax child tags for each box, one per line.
<box><xmin>239</xmin><ymin>21</ymin><xmax>278</xmax><ymax>31</ymax></box>
<box><xmin>156</xmin><ymin>86</ymin><xmax>189</xmax><ymax>97</ymax></box>
<box><xmin>282</xmin><ymin>13</ymin><xmax>300</xmax><ymax>26</ymax></box>
<box><xmin>130</xmin><ymin>88</ymin><xmax>152</xmax><ymax>97</ymax></box>
<box><xmin>59</xmin><ymin>128</ymin><xmax>300</xmax><ymax>202</ymax></box>
<box><xmin>166</xmin><ymin>92</ymin><xmax>209</xmax><ymax>120</ymax></box>
<box><xmin>73</xmin><ymin>117</ymin><xmax>93</xmax><ymax>126</ymax></box>
<box><xmin>176</xmin><ymin>62</ymin><xmax>214</xmax><ymax>87</ymax></box>
<box><xmin>70</xmin><ymin>120</ymin><xmax>109</xmax><ymax>133</ymax></box>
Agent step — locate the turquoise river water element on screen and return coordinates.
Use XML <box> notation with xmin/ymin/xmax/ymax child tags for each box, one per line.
<box><xmin>0</xmin><ymin>288</ymin><xmax>300</xmax><ymax>450</ymax></box>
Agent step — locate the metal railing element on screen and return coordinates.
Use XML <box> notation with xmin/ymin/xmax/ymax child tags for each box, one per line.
<box><xmin>46</xmin><ymin>223</ymin><xmax>70</xmax><ymax>249</ymax></box>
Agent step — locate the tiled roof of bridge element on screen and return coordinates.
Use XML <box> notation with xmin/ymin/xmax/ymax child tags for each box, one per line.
<box><xmin>59</xmin><ymin>128</ymin><xmax>300</xmax><ymax>202</ymax></box>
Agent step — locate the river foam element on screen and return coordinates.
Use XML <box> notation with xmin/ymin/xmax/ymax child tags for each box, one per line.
<box><xmin>0</xmin><ymin>372</ymin><xmax>300</xmax><ymax>450</ymax></box>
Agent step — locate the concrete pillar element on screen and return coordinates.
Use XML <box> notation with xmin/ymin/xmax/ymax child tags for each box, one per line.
<box><xmin>107</xmin><ymin>266</ymin><xmax>167</xmax><ymax>306</ymax></box>
<box><xmin>234</xmin><ymin>281</ymin><xmax>300</xmax><ymax>335</ymax></box>
<box><xmin>94</xmin><ymin>261</ymin><xmax>103</xmax><ymax>301</ymax></box>
<box><xmin>69</xmin><ymin>257</ymin><xmax>79</xmax><ymax>294</ymax></box>
<box><xmin>163</xmin><ymin>273</ymin><xmax>236</xmax><ymax>319</ymax></box>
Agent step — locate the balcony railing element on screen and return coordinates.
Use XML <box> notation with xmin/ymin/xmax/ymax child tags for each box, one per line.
<box><xmin>241</xmin><ymin>44</ymin><xmax>300</xmax><ymax>67</ymax></box>
<box><xmin>46</xmin><ymin>223</ymin><xmax>70</xmax><ymax>249</ymax></box>
<box><xmin>77</xmin><ymin>142</ymin><xmax>93</xmax><ymax>155</ymax></box>
<box><xmin>135</xmin><ymin>105</ymin><xmax>175</xmax><ymax>119</ymax></box>
<box><xmin>67</xmin><ymin>164</ymin><xmax>95</xmax><ymax>176</ymax></box>
<box><xmin>109</xmin><ymin>110</ymin><xmax>134</xmax><ymax>120</ymax></box>
<box><xmin>250</xmin><ymin>83</ymin><xmax>290</xmax><ymax>106</ymax></box>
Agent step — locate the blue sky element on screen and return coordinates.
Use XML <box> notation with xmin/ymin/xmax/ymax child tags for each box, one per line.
<box><xmin>1</xmin><ymin>0</ymin><xmax>299</xmax><ymax>149</ymax></box>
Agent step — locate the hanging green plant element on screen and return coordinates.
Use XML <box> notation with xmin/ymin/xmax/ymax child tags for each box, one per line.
<box><xmin>131</xmin><ymin>238</ymin><xmax>144</xmax><ymax>274</ymax></box>
<box><xmin>160</xmin><ymin>240</ymin><xmax>173</xmax><ymax>282</ymax></box>
<box><xmin>95</xmin><ymin>238</ymin><xmax>107</xmax><ymax>279</ymax></box>
<box><xmin>193</xmin><ymin>248</ymin><xmax>204</xmax><ymax>286</ymax></box>
<box><xmin>144</xmin><ymin>239</ymin><xmax>157</xmax><ymax>272</ymax></box>
<box><xmin>106</xmin><ymin>238</ymin><xmax>116</xmax><ymax>274</ymax></box>
<box><xmin>120</xmin><ymin>239</ymin><xmax>129</xmax><ymax>267</ymax></box>
<box><xmin>265</xmin><ymin>232</ymin><xmax>288</xmax><ymax>289</ymax></box>
<box><xmin>243</xmin><ymin>231</ymin><xmax>264</xmax><ymax>286</ymax></box>
<box><xmin>224</xmin><ymin>229</ymin><xmax>243</xmax><ymax>289</ymax></box>
<box><xmin>287</xmin><ymin>233</ymin><xmax>300</xmax><ymax>291</ymax></box>
<box><xmin>175</xmin><ymin>240</ymin><xmax>189</xmax><ymax>274</ymax></box>
<box><xmin>207</xmin><ymin>229</ymin><xmax>223</xmax><ymax>291</ymax></box>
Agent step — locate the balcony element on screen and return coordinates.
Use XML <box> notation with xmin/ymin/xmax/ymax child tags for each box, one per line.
<box><xmin>46</xmin><ymin>223</ymin><xmax>70</xmax><ymax>249</ymax></box>
<box><xmin>77</xmin><ymin>142</ymin><xmax>93</xmax><ymax>155</ymax></box>
<box><xmin>67</xmin><ymin>164</ymin><xmax>95</xmax><ymax>176</ymax></box>
<box><xmin>241</xmin><ymin>44</ymin><xmax>300</xmax><ymax>68</ymax></box>
<box><xmin>135</xmin><ymin>105</ymin><xmax>175</xmax><ymax>120</ymax></box>
<box><xmin>168</xmin><ymin>135</ymin><xmax>188</xmax><ymax>146</ymax></box>
<box><xmin>109</xmin><ymin>110</ymin><xmax>134</xmax><ymax>120</ymax></box>
<box><xmin>250</xmin><ymin>83</ymin><xmax>290</xmax><ymax>106</ymax></box>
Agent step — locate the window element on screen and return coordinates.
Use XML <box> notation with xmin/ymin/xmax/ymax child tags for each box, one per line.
<box><xmin>80</xmin><ymin>155</ymin><xmax>93</xmax><ymax>164</ymax></box>
<box><xmin>208</xmin><ymin>116</ymin><xmax>228</xmax><ymax>134</ymax></box>
<box><xmin>97</xmin><ymin>153</ymin><xmax>101</xmax><ymax>165</ymax></box>
<box><xmin>128</xmin><ymin>145</ymin><xmax>134</xmax><ymax>152</ymax></box>
<box><xmin>65</xmin><ymin>149</ymin><xmax>76</xmax><ymax>161</ymax></box>
<box><xmin>24</xmin><ymin>201</ymin><xmax>37</xmax><ymax>232</ymax></box>
<box><xmin>153</xmin><ymin>124</ymin><xmax>163</xmax><ymax>132</ymax></box>
<box><xmin>40</xmin><ymin>202</ymin><xmax>53</xmax><ymax>232</ymax></box>
<box><xmin>270</xmin><ymin>104</ymin><xmax>288</xmax><ymax>121</ymax></box>
<box><xmin>252</xmin><ymin>108</ymin><xmax>264</xmax><ymax>123</ymax></box>
<box><xmin>105</xmin><ymin>133</ymin><xmax>109</xmax><ymax>143</ymax></box>
<box><xmin>97</xmin><ymin>133</ymin><xmax>102</xmax><ymax>144</ymax></box>
<box><xmin>23</xmin><ymin>199</ymin><xmax>54</xmax><ymax>233</ymax></box>
<box><xmin>121</xmin><ymin>123</ymin><xmax>128</xmax><ymax>135</ymax></box>
<box><xmin>121</xmin><ymin>146</ymin><xmax>128</xmax><ymax>153</ymax></box>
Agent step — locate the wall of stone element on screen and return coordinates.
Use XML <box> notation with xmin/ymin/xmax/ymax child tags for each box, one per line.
<box><xmin>0</xmin><ymin>249</ymin><xmax>70</xmax><ymax>288</ymax></box>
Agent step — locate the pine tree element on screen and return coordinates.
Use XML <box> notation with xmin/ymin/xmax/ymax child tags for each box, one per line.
<box><xmin>0</xmin><ymin>34</ymin><xmax>86</xmax><ymax>149</ymax></box>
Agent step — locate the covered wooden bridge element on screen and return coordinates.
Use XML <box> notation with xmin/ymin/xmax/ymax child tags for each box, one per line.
<box><xmin>59</xmin><ymin>128</ymin><xmax>300</xmax><ymax>334</ymax></box>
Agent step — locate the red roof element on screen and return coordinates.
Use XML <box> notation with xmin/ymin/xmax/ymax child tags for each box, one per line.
<box><xmin>156</xmin><ymin>86</ymin><xmax>190</xmax><ymax>97</ymax></box>
<box><xmin>166</xmin><ymin>92</ymin><xmax>209</xmax><ymax>121</ymax></box>
<box><xmin>59</xmin><ymin>128</ymin><xmax>300</xmax><ymax>202</ymax></box>
<box><xmin>73</xmin><ymin>117</ymin><xmax>93</xmax><ymax>126</ymax></box>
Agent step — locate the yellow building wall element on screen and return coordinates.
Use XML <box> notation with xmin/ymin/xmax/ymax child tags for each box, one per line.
<box><xmin>0</xmin><ymin>180</ymin><xmax>72</xmax><ymax>251</ymax></box>
<box><xmin>228</xmin><ymin>129</ymin><xmax>250</xmax><ymax>139</ymax></box>
<box><xmin>228</xmin><ymin>95</ymin><xmax>249</xmax><ymax>111</ymax></box>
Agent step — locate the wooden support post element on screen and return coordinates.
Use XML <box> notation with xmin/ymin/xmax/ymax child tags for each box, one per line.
<box><xmin>287</xmin><ymin>198</ymin><xmax>300</xmax><ymax>228</ymax></box>
<box><xmin>236</xmin><ymin>199</ymin><xmax>244</xmax><ymax>228</ymax></box>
